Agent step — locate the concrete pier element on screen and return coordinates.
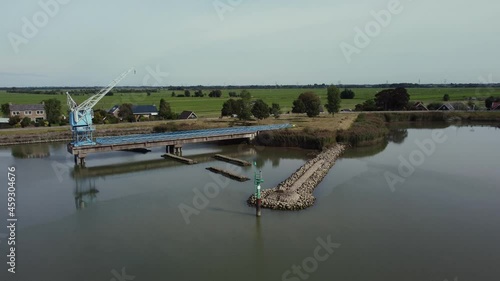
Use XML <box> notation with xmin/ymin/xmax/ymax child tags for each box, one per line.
<box><xmin>213</xmin><ymin>154</ymin><xmax>251</xmax><ymax>166</ymax></box>
<box><xmin>206</xmin><ymin>167</ymin><xmax>250</xmax><ymax>182</ymax></box>
<box><xmin>161</xmin><ymin>153</ymin><xmax>197</xmax><ymax>165</ymax></box>
<box><xmin>247</xmin><ymin>144</ymin><xmax>346</xmax><ymax>210</ymax></box>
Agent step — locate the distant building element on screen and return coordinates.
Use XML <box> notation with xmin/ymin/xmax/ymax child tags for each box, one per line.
<box><xmin>108</xmin><ymin>105</ymin><xmax>120</xmax><ymax>117</ymax></box>
<box><xmin>9</xmin><ymin>103</ymin><xmax>46</xmax><ymax>122</ymax></box>
<box><xmin>436</xmin><ymin>103</ymin><xmax>455</xmax><ymax>111</ymax></box>
<box><xmin>491</xmin><ymin>102</ymin><xmax>500</xmax><ymax>110</ymax></box>
<box><xmin>178</xmin><ymin>111</ymin><xmax>198</xmax><ymax>120</ymax></box>
<box><xmin>132</xmin><ymin>105</ymin><xmax>158</xmax><ymax>120</ymax></box>
<box><xmin>413</xmin><ymin>102</ymin><xmax>428</xmax><ymax>111</ymax></box>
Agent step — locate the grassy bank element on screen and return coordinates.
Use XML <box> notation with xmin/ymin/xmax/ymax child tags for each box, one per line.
<box><xmin>336</xmin><ymin>114</ymin><xmax>389</xmax><ymax>146</ymax></box>
<box><xmin>2</xmin><ymin>111</ymin><xmax>497</xmax><ymax>148</ymax></box>
<box><xmin>0</xmin><ymin>114</ymin><xmax>358</xmax><ymax>146</ymax></box>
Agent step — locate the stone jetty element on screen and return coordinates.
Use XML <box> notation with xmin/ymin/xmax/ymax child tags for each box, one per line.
<box><xmin>247</xmin><ymin>144</ymin><xmax>346</xmax><ymax>211</ymax></box>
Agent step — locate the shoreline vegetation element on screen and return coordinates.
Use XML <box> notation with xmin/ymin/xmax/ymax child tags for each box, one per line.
<box><xmin>1</xmin><ymin>111</ymin><xmax>499</xmax><ymax>147</ymax></box>
<box><xmin>337</xmin><ymin>111</ymin><xmax>500</xmax><ymax>147</ymax></box>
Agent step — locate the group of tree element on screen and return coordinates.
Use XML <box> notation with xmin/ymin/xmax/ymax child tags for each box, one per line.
<box><xmin>1</xmin><ymin>103</ymin><xmax>9</xmax><ymax>116</ymax></box>
<box><xmin>375</xmin><ymin>88</ymin><xmax>410</xmax><ymax>110</ymax></box>
<box><xmin>354</xmin><ymin>99</ymin><xmax>377</xmax><ymax>111</ymax></box>
<box><xmin>169</xmin><ymin>90</ymin><xmax>204</xmax><ymax>98</ymax></box>
<box><xmin>251</xmin><ymin>100</ymin><xmax>270</xmax><ymax>120</ymax></box>
<box><xmin>292</xmin><ymin>92</ymin><xmax>323</xmax><ymax>117</ymax></box>
<box><xmin>354</xmin><ymin>87</ymin><xmax>410</xmax><ymax>111</ymax></box>
<box><xmin>159</xmin><ymin>98</ymin><xmax>176</xmax><ymax>119</ymax></box>
<box><xmin>270</xmin><ymin>103</ymin><xmax>281</xmax><ymax>118</ymax></box>
<box><xmin>340</xmin><ymin>89</ymin><xmax>355</xmax><ymax>99</ymax></box>
<box><xmin>221</xmin><ymin>90</ymin><xmax>282</xmax><ymax>120</ymax></box>
<box><xmin>7</xmin><ymin>116</ymin><xmax>33</xmax><ymax>128</ymax></box>
<box><xmin>44</xmin><ymin>98</ymin><xmax>62</xmax><ymax>124</ymax></box>
<box><xmin>209</xmin><ymin>90</ymin><xmax>223</xmax><ymax>98</ymax></box>
<box><xmin>92</xmin><ymin>109</ymin><xmax>119</xmax><ymax>124</ymax></box>
<box><xmin>326</xmin><ymin>86</ymin><xmax>341</xmax><ymax>114</ymax></box>
<box><xmin>220</xmin><ymin>90</ymin><xmax>252</xmax><ymax>120</ymax></box>
<box><xmin>117</xmin><ymin>103</ymin><xmax>135</xmax><ymax>122</ymax></box>
<box><xmin>290</xmin><ymin>86</ymin><xmax>342</xmax><ymax>117</ymax></box>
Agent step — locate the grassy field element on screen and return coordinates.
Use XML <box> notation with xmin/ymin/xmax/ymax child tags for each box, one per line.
<box><xmin>0</xmin><ymin>87</ymin><xmax>496</xmax><ymax>118</ymax></box>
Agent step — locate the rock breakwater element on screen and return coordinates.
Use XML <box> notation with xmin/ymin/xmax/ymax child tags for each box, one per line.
<box><xmin>247</xmin><ymin>144</ymin><xmax>346</xmax><ymax>211</ymax></box>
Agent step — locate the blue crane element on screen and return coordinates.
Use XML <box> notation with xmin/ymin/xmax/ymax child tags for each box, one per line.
<box><xmin>66</xmin><ymin>68</ymin><xmax>134</xmax><ymax>147</ymax></box>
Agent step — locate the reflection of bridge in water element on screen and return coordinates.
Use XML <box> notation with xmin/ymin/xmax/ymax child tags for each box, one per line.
<box><xmin>70</xmin><ymin>149</ymin><xmax>261</xmax><ymax>210</ymax></box>
<box><xmin>68</xmin><ymin>124</ymin><xmax>292</xmax><ymax>166</ymax></box>
<box><xmin>70</xmin><ymin>141</ymin><xmax>308</xmax><ymax>210</ymax></box>
<box><xmin>74</xmin><ymin>177</ymin><xmax>99</xmax><ymax>210</ymax></box>
<box><xmin>71</xmin><ymin>149</ymin><xmax>259</xmax><ymax>179</ymax></box>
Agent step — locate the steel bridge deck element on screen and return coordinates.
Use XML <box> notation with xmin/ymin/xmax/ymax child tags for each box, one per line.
<box><xmin>94</xmin><ymin>124</ymin><xmax>292</xmax><ymax>146</ymax></box>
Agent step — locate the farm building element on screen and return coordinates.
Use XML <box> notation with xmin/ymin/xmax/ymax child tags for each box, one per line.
<box><xmin>413</xmin><ymin>102</ymin><xmax>428</xmax><ymax>111</ymax></box>
<box><xmin>9</xmin><ymin>103</ymin><xmax>46</xmax><ymax>122</ymax></box>
<box><xmin>436</xmin><ymin>103</ymin><xmax>455</xmax><ymax>111</ymax></box>
<box><xmin>132</xmin><ymin>105</ymin><xmax>158</xmax><ymax>120</ymax></box>
<box><xmin>108</xmin><ymin>105</ymin><xmax>120</xmax><ymax>117</ymax></box>
<box><xmin>178</xmin><ymin>111</ymin><xmax>198</xmax><ymax>120</ymax></box>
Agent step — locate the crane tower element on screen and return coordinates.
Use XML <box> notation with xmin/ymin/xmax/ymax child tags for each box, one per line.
<box><xmin>67</xmin><ymin>68</ymin><xmax>134</xmax><ymax>147</ymax></box>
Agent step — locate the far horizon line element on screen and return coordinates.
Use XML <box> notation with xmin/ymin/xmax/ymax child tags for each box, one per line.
<box><xmin>2</xmin><ymin>83</ymin><xmax>500</xmax><ymax>89</ymax></box>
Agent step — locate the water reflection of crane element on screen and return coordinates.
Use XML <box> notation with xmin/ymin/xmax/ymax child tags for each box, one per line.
<box><xmin>74</xmin><ymin>175</ymin><xmax>99</xmax><ymax>210</ymax></box>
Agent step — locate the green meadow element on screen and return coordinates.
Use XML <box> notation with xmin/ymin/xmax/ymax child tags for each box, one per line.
<box><xmin>0</xmin><ymin>87</ymin><xmax>495</xmax><ymax>117</ymax></box>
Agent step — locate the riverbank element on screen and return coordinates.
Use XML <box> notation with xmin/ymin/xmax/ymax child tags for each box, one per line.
<box><xmin>337</xmin><ymin>111</ymin><xmax>500</xmax><ymax>147</ymax></box>
<box><xmin>0</xmin><ymin>114</ymin><xmax>358</xmax><ymax>146</ymax></box>
<box><xmin>247</xmin><ymin>144</ymin><xmax>346</xmax><ymax>210</ymax></box>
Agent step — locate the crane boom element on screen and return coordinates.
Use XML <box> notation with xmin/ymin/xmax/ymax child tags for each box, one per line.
<box><xmin>67</xmin><ymin>92</ymin><xmax>77</xmax><ymax>111</ymax></box>
<box><xmin>76</xmin><ymin>68</ymin><xmax>134</xmax><ymax>111</ymax></box>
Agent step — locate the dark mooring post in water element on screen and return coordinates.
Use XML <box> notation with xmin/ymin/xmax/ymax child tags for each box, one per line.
<box><xmin>254</xmin><ymin>169</ymin><xmax>263</xmax><ymax>217</ymax></box>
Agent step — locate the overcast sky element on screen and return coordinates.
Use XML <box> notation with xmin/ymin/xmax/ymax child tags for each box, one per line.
<box><xmin>1</xmin><ymin>0</ymin><xmax>499</xmax><ymax>87</ymax></box>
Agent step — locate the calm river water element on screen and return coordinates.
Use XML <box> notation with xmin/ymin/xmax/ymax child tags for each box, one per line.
<box><xmin>0</xmin><ymin>125</ymin><xmax>499</xmax><ymax>281</ymax></box>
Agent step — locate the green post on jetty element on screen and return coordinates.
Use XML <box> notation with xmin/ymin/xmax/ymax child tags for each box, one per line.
<box><xmin>254</xmin><ymin>163</ymin><xmax>263</xmax><ymax>217</ymax></box>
